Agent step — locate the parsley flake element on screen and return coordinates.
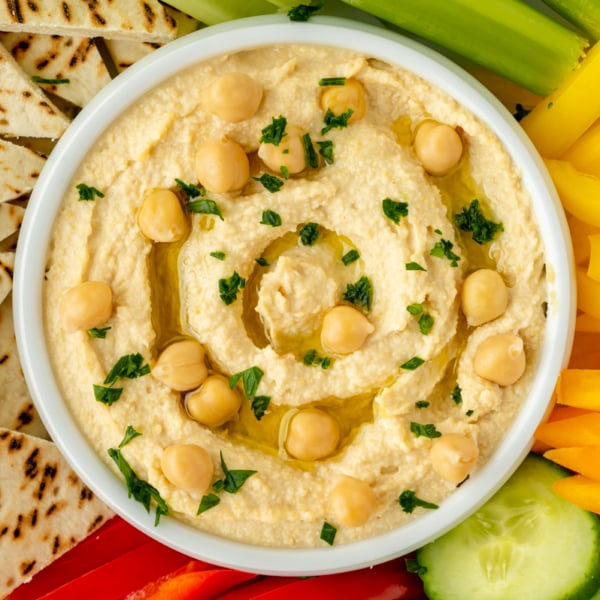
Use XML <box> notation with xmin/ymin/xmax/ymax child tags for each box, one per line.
<box><xmin>317</xmin><ymin>140</ymin><xmax>334</xmax><ymax>164</ymax></box>
<box><xmin>93</xmin><ymin>385</ymin><xmax>123</xmax><ymax>406</ymax></box>
<box><xmin>118</xmin><ymin>425</ymin><xmax>141</xmax><ymax>448</ymax></box>
<box><xmin>405</xmin><ymin>262</ymin><xmax>427</xmax><ymax>272</ymax></box>
<box><xmin>210</xmin><ymin>251</ymin><xmax>226</xmax><ymax>260</ymax></box>
<box><xmin>251</xmin><ymin>395</ymin><xmax>271</xmax><ymax>420</ymax></box>
<box><xmin>321</xmin><ymin>108</ymin><xmax>354</xmax><ymax>135</ymax></box>
<box><xmin>218</xmin><ymin>271</ymin><xmax>246</xmax><ymax>305</ymax></box>
<box><xmin>299</xmin><ymin>222</ymin><xmax>320</xmax><ymax>245</ymax></box>
<box><xmin>302</xmin><ymin>132</ymin><xmax>319</xmax><ymax>168</ymax></box>
<box><xmin>280</xmin><ymin>165</ymin><xmax>290</xmax><ymax>179</ymax></box>
<box><xmin>343</xmin><ymin>275</ymin><xmax>372</xmax><ymax>311</ymax></box>
<box><xmin>104</xmin><ymin>353</ymin><xmax>151</xmax><ymax>386</ymax></box>
<box><xmin>405</xmin><ymin>557</ymin><xmax>428</xmax><ymax>576</ymax></box>
<box><xmin>76</xmin><ymin>183</ymin><xmax>104</xmax><ymax>201</ymax></box>
<box><xmin>303</xmin><ymin>349</ymin><xmax>334</xmax><ymax>369</ymax></box>
<box><xmin>260</xmin><ymin>209</ymin><xmax>282</xmax><ymax>227</ymax></box>
<box><xmin>175</xmin><ymin>178</ymin><xmax>203</xmax><ymax>199</ymax></box>
<box><xmin>215</xmin><ymin>451</ymin><xmax>257</xmax><ymax>494</ymax></box>
<box><xmin>197</xmin><ymin>493</ymin><xmax>220</xmax><ymax>514</ymax></box>
<box><xmin>32</xmin><ymin>75</ymin><xmax>70</xmax><ymax>85</ymax></box>
<box><xmin>255</xmin><ymin>257</ymin><xmax>269</xmax><ymax>267</ymax></box>
<box><xmin>401</xmin><ymin>356</ymin><xmax>425</xmax><ymax>370</ymax></box>
<box><xmin>451</xmin><ymin>385</ymin><xmax>463</xmax><ymax>405</ymax></box>
<box><xmin>406</xmin><ymin>303</ymin><xmax>423</xmax><ymax>315</ymax></box>
<box><xmin>254</xmin><ymin>173</ymin><xmax>284</xmax><ymax>193</ymax></box>
<box><xmin>229</xmin><ymin>366</ymin><xmax>264</xmax><ymax>400</ymax></box>
<box><xmin>319</xmin><ymin>77</ymin><xmax>347</xmax><ymax>86</ymax></box>
<box><xmin>399</xmin><ymin>490</ymin><xmax>439</xmax><ymax>513</ymax></box>
<box><xmin>88</xmin><ymin>326</ymin><xmax>111</xmax><ymax>339</ymax></box>
<box><xmin>287</xmin><ymin>1</ymin><xmax>324</xmax><ymax>21</ymax></box>
<box><xmin>454</xmin><ymin>199</ymin><xmax>504</xmax><ymax>245</ymax></box>
<box><xmin>415</xmin><ymin>400</ymin><xmax>430</xmax><ymax>409</ymax></box>
<box><xmin>320</xmin><ymin>521</ymin><xmax>337</xmax><ymax>545</ymax></box>
<box><xmin>341</xmin><ymin>249</ymin><xmax>360</xmax><ymax>265</ymax></box>
<box><xmin>430</xmin><ymin>238</ymin><xmax>461</xmax><ymax>267</ymax></box>
<box><xmin>418</xmin><ymin>313</ymin><xmax>434</xmax><ymax>335</ymax></box>
<box><xmin>187</xmin><ymin>198</ymin><xmax>224</xmax><ymax>220</ymax></box>
<box><xmin>260</xmin><ymin>116</ymin><xmax>287</xmax><ymax>145</ymax></box>
<box><xmin>382</xmin><ymin>198</ymin><xmax>409</xmax><ymax>224</ymax></box>
<box><xmin>410</xmin><ymin>422</ymin><xmax>441</xmax><ymax>439</ymax></box>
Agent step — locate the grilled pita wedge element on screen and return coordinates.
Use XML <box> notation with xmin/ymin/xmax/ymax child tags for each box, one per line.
<box><xmin>0</xmin><ymin>428</ymin><xmax>114</xmax><ymax>599</ymax></box>
<box><xmin>0</xmin><ymin>203</ymin><xmax>24</xmax><ymax>242</ymax></box>
<box><xmin>0</xmin><ymin>33</ymin><xmax>111</xmax><ymax>107</ymax></box>
<box><xmin>0</xmin><ymin>138</ymin><xmax>45</xmax><ymax>203</ymax></box>
<box><xmin>0</xmin><ymin>0</ymin><xmax>176</xmax><ymax>43</ymax></box>
<box><xmin>0</xmin><ymin>252</ymin><xmax>14</xmax><ymax>306</ymax></box>
<box><xmin>0</xmin><ymin>42</ymin><xmax>69</xmax><ymax>138</ymax></box>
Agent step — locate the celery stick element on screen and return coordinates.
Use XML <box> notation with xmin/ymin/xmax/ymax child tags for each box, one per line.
<box><xmin>162</xmin><ymin>0</ymin><xmax>275</xmax><ymax>25</ymax></box>
<box><xmin>541</xmin><ymin>0</ymin><xmax>600</xmax><ymax>40</ymax></box>
<box><xmin>339</xmin><ymin>0</ymin><xmax>588</xmax><ymax>95</ymax></box>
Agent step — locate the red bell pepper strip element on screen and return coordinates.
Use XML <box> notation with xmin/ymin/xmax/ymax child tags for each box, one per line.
<box><xmin>213</xmin><ymin>576</ymin><xmax>299</xmax><ymax>599</ymax></box>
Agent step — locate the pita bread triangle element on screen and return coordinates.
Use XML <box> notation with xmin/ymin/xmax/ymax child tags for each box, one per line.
<box><xmin>0</xmin><ymin>32</ymin><xmax>112</xmax><ymax>108</ymax></box>
<box><xmin>0</xmin><ymin>202</ymin><xmax>25</xmax><ymax>242</ymax></box>
<box><xmin>0</xmin><ymin>41</ymin><xmax>70</xmax><ymax>138</ymax></box>
<box><xmin>0</xmin><ymin>0</ymin><xmax>177</xmax><ymax>43</ymax></box>
<box><xmin>0</xmin><ymin>251</ymin><xmax>14</xmax><ymax>306</ymax></box>
<box><xmin>0</xmin><ymin>138</ymin><xmax>45</xmax><ymax>203</ymax></box>
<box><xmin>0</xmin><ymin>427</ymin><xmax>114</xmax><ymax>598</ymax></box>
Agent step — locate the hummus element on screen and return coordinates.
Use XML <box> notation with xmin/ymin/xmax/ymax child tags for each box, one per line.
<box><xmin>44</xmin><ymin>44</ymin><xmax>547</xmax><ymax>547</ymax></box>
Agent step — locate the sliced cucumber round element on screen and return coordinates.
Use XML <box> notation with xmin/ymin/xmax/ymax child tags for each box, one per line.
<box><xmin>417</xmin><ymin>454</ymin><xmax>600</xmax><ymax>600</ymax></box>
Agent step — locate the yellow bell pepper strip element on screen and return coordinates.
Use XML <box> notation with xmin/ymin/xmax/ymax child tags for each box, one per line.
<box><xmin>576</xmin><ymin>313</ymin><xmax>600</xmax><ymax>333</ymax></box>
<box><xmin>562</xmin><ymin>118</ymin><xmax>600</xmax><ymax>176</ymax></box>
<box><xmin>521</xmin><ymin>42</ymin><xmax>600</xmax><ymax>157</ymax></box>
<box><xmin>577</xmin><ymin>266</ymin><xmax>600</xmax><ymax>319</ymax></box>
<box><xmin>545</xmin><ymin>160</ymin><xmax>600</xmax><ymax>228</ymax></box>
<box><xmin>588</xmin><ymin>233</ymin><xmax>600</xmax><ymax>281</ymax></box>
<box><xmin>535</xmin><ymin>412</ymin><xmax>600</xmax><ymax>448</ymax></box>
<box><xmin>552</xmin><ymin>474</ymin><xmax>600</xmax><ymax>515</ymax></box>
<box><xmin>567</xmin><ymin>212</ymin><xmax>599</xmax><ymax>266</ymax></box>
<box><xmin>557</xmin><ymin>369</ymin><xmax>600</xmax><ymax>409</ymax></box>
<box><xmin>532</xmin><ymin>403</ymin><xmax>591</xmax><ymax>454</ymax></box>
<box><xmin>545</xmin><ymin>447</ymin><xmax>600</xmax><ymax>482</ymax></box>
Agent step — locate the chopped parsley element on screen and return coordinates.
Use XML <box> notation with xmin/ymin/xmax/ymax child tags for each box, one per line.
<box><xmin>451</xmin><ymin>385</ymin><xmax>462</xmax><ymax>405</ymax></box>
<box><xmin>251</xmin><ymin>395</ymin><xmax>271</xmax><ymax>420</ymax></box>
<box><xmin>280</xmin><ymin>165</ymin><xmax>290</xmax><ymax>179</ymax></box>
<box><xmin>254</xmin><ymin>173</ymin><xmax>284</xmax><ymax>193</ymax></box>
<box><xmin>255</xmin><ymin>257</ymin><xmax>269</xmax><ymax>267</ymax></box>
<box><xmin>32</xmin><ymin>75</ymin><xmax>70</xmax><ymax>84</ymax></box>
<box><xmin>415</xmin><ymin>400</ymin><xmax>430</xmax><ymax>409</ymax></box>
<box><xmin>187</xmin><ymin>198</ymin><xmax>223</xmax><ymax>220</ymax></box>
<box><xmin>343</xmin><ymin>275</ymin><xmax>372</xmax><ymax>311</ymax></box>
<box><xmin>406</xmin><ymin>303</ymin><xmax>423</xmax><ymax>315</ymax></box>
<box><xmin>430</xmin><ymin>238</ymin><xmax>461</xmax><ymax>267</ymax></box>
<box><xmin>88</xmin><ymin>326</ymin><xmax>111</xmax><ymax>339</ymax></box>
<box><xmin>299</xmin><ymin>222</ymin><xmax>320</xmax><ymax>245</ymax></box>
<box><xmin>410</xmin><ymin>422</ymin><xmax>442</xmax><ymax>439</ymax></box>
<box><xmin>118</xmin><ymin>425</ymin><xmax>141</xmax><ymax>448</ymax></box>
<box><xmin>401</xmin><ymin>356</ymin><xmax>425</xmax><ymax>370</ymax></box>
<box><xmin>454</xmin><ymin>199</ymin><xmax>504</xmax><ymax>245</ymax></box>
<box><xmin>319</xmin><ymin>76</ymin><xmax>347</xmax><ymax>86</ymax></box>
<box><xmin>229</xmin><ymin>366</ymin><xmax>264</xmax><ymax>400</ymax></box>
<box><xmin>418</xmin><ymin>313</ymin><xmax>434</xmax><ymax>335</ymax></box>
<box><xmin>107</xmin><ymin>447</ymin><xmax>168</xmax><ymax>526</ymax></box>
<box><xmin>405</xmin><ymin>262</ymin><xmax>427</xmax><ymax>272</ymax></box>
<box><xmin>213</xmin><ymin>451</ymin><xmax>256</xmax><ymax>494</ymax></box>
<box><xmin>317</xmin><ymin>140</ymin><xmax>334</xmax><ymax>164</ymax></box>
<box><xmin>341</xmin><ymin>249</ymin><xmax>360</xmax><ymax>265</ymax></box>
<box><xmin>405</xmin><ymin>557</ymin><xmax>428</xmax><ymax>576</ymax></box>
<box><xmin>93</xmin><ymin>385</ymin><xmax>123</xmax><ymax>406</ymax></box>
<box><xmin>197</xmin><ymin>493</ymin><xmax>220</xmax><ymax>514</ymax></box>
<box><xmin>382</xmin><ymin>198</ymin><xmax>409</xmax><ymax>224</ymax></box>
<box><xmin>466</xmin><ymin>409</ymin><xmax>475</xmax><ymax>417</ymax></box>
<box><xmin>302</xmin><ymin>132</ymin><xmax>319</xmax><ymax>168</ymax></box>
<box><xmin>210</xmin><ymin>251</ymin><xmax>226</xmax><ymax>260</ymax></box>
<box><xmin>399</xmin><ymin>490</ymin><xmax>439</xmax><ymax>513</ymax></box>
<box><xmin>76</xmin><ymin>183</ymin><xmax>104</xmax><ymax>201</ymax></box>
<box><xmin>287</xmin><ymin>1</ymin><xmax>324</xmax><ymax>21</ymax></box>
<box><xmin>218</xmin><ymin>271</ymin><xmax>246</xmax><ymax>305</ymax></box>
<box><xmin>175</xmin><ymin>178</ymin><xmax>203</xmax><ymax>199</ymax></box>
<box><xmin>320</xmin><ymin>521</ymin><xmax>337</xmax><ymax>545</ymax></box>
<box><xmin>321</xmin><ymin>108</ymin><xmax>354</xmax><ymax>135</ymax></box>
<box><xmin>260</xmin><ymin>115</ymin><xmax>287</xmax><ymax>145</ymax></box>
<box><xmin>260</xmin><ymin>209</ymin><xmax>282</xmax><ymax>227</ymax></box>
<box><xmin>104</xmin><ymin>353</ymin><xmax>151</xmax><ymax>386</ymax></box>
<box><xmin>303</xmin><ymin>349</ymin><xmax>333</xmax><ymax>369</ymax></box>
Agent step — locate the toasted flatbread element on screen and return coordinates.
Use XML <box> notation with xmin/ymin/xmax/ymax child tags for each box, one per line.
<box><xmin>0</xmin><ymin>428</ymin><xmax>114</xmax><ymax>598</ymax></box>
<box><xmin>0</xmin><ymin>0</ymin><xmax>176</xmax><ymax>43</ymax></box>
<box><xmin>0</xmin><ymin>203</ymin><xmax>25</xmax><ymax>242</ymax></box>
<box><xmin>0</xmin><ymin>41</ymin><xmax>70</xmax><ymax>138</ymax></box>
<box><xmin>0</xmin><ymin>33</ymin><xmax>111</xmax><ymax>108</ymax></box>
<box><xmin>0</xmin><ymin>139</ymin><xmax>45</xmax><ymax>203</ymax></box>
<box><xmin>0</xmin><ymin>252</ymin><xmax>14</xmax><ymax>306</ymax></box>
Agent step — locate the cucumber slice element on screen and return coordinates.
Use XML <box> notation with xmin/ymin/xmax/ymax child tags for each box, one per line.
<box><xmin>417</xmin><ymin>454</ymin><xmax>600</xmax><ymax>600</ymax></box>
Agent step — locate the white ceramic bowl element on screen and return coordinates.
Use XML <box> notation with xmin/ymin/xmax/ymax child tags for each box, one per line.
<box><xmin>14</xmin><ymin>14</ymin><xmax>575</xmax><ymax>576</ymax></box>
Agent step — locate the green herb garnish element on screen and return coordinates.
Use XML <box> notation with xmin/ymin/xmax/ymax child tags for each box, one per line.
<box><xmin>303</xmin><ymin>349</ymin><xmax>334</xmax><ymax>369</ymax></box>
<box><xmin>107</xmin><ymin>447</ymin><xmax>168</xmax><ymax>526</ymax></box>
<box><xmin>175</xmin><ymin>178</ymin><xmax>203</xmax><ymax>199</ymax></box>
<box><xmin>321</xmin><ymin>108</ymin><xmax>354</xmax><ymax>135</ymax></box>
<box><xmin>32</xmin><ymin>75</ymin><xmax>70</xmax><ymax>85</ymax></box>
<box><xmin>320</xmin><ymin>521</ymin><xmax>337</xmax><ymax>545</ymax></box>
<box><xmin>260</xmin><ymin>115</ymin><xmax>287</xmax><ymax>145</ymax></box>
<box><xmin>317</xmin><ymin>140</ymin><xmax>334</xmax><ymax>164</ymax></box>
<box><xmin>401</xmin><ymin>356</ymin><xmax>425</xmax><ymax>370</ymax></box>
<box><xmin>451</xmin><ymin>385</ymin><xmax>463</xmax><ymax>405</ymax></box>
<box><xmin>406</xmin><ymin>303</ymin><xmax>423</xmax><ymax>315</ymax></box>
<box><xmin>251</xmin><ymin>395</ymin><xmax>271</xmax><ymax>420</ymax></box>
<box><xmin>382</xmin><ymin>198</ymin><xmax>409</xmax><ymax>224</ymax></box>
<box><xmin>93</xmin><ymin>385</ymin><xmax>123</xmax><ymax>406</ymax></box>
<box><xmin>299</xmin><ymin>222</ymin><xmax>320</xmax><ymax>245</ymax></box>
<box><xmin>197</xmin><ymin>493</ymin><xmax>220</xmax><ymax>514</ymax></box>
<box><xmin>415</xmin><ymin>400</ymin><xmax>430</xmax><ymax>409</ymax></box>
<box><xmin>219</xmin><ymin>271</ymin><xmax>246</xmax><ymax>305</ymax></box>
<box><xmin>341</xmin><ymin>249</ymin><xmax>360</xmax><ymax>265</ymax></box>
<box><xmin>405</xmin><ymin>262</ymin><xmax>427</xmax><ymax>271</ymax></box>
<box><xmin>104</xmin><ymin>353</ymin><xmax>151</xmax><ymax>386</ymax></box>
<box><xmin>343</xmin><ymin>275</ymin><xmax>372</xmax><ymax>311</ymax></box>
<box><xmin>118</xmin><ymin>425</ymin><xmax>141</xmax><ymax>448</ymax></box>
<box><xmin>430</xmin><ymin>238</ymin><xmax>461</xmax><ymax>267</ymax></box>
<box><xmin>302</xmin><ymin>132</ymin><xmax>319</xmax><ymax>168</ymax></box>
<box><xmin>319</xmin><ymin>77</ymin><xmax>347</xmax><ymax>86</ymax></box>
<box><xmin>513</xmin><ymin>103</ymin><xmax>531</xmax><ymax>121</ymax></box>
<box><xmin>210</xmin><ymin>251</ymin><xmax>226</xmax><ymax>260</ymax></box>
<box><xmin>399</xmin><ymin>490</ymin><xmax>439</xmax><ymax>514</ymax></box>
<box><xmin>280</xmin><ymin>165</ymin><xmax>290</xmax><ymax>179</ymax></box>
<box><xmin>187</xmin><ymin>198</ymin><xmax>223</xmax><ymax>220</ymax></box>
<box><xmin>454</xmin><ymin>199</ymin><xmax>504</xmax><ymax>245</ymax></box>
<box><xmin>410</xmin><ymin>422</ymin><xmax>442</xmax><ymax>439</ymax></box>
<box><xmin>418</xmin><ymin>313</ymin><xmax>434</xmax><ymax>335</ymax></box>
<box><xmin>76</xmin><ymin>183</ymin><xmax>104</xmax><ymax>201</ymax></box>
<box><xmin>287</xmin><ymin>1</ymin><xmax>324</xmax><ymax>21</ymax></box>
<box><xmin>254</xmin><ymin>173</ymin><xmax>284</xmax><ymax>193</ymax></box>
<box><xmin>229</xmin><ymin>366</ymin><xmax>264</xmax><ymax>400</ymax></box>
<box><xmin>260</xmin><ymin>209</ymin><xmax>282</xmax><ymax>227</ymax></box>
<box><xmin>466</xmin><ymin>409</ymin><xmax>475</xmax><ymax>417</ymax></box>
<box><xmin>405</xmin><ymin>557</ymin><xmax>428</xmax><ymax>576</ymax></box>
<box><xmin>213</xmin><ymin>451</ymin><xmax>256</xmax><ymax>494</ymax></box>
<box><xmin>255</xmin><ymin>257</ymin><xmax>269</xmax><ymax>267</ymax></box>
<box><xmin>88</xmin><ymin>326</ymin><xmax>111</xmax><ymax>339</ymax></box>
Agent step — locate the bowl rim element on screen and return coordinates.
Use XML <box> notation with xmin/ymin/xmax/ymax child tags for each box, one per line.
<box><xmin>14</xmin><ymin>13</ymin><xmax>575</xmax><ymax>576</ymax></box>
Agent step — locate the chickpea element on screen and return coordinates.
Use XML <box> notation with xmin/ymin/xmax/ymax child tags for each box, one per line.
<box><xmin>474</xmin><ymin>333</ymin><xmax>526</xmax><ymax>386</ymax></box>
<box><xmin>329</xmin><ymin>474</ymin><xmax>377</xmax><ymax>527</ymax></box>
<box><xmin>413</xmin><ymin>120</ymin><xmax>463</xmax><ymax>176</ymax></box>
<box><xmin>152</xmin><ymin>339</ymin><xmax>208</xmax><ymax>392</ymax></box>
<box><xmin>160</xmin><ymin>443</ymin><xmax>214</xmax><ymax>499</ymax></box>
<box><xmin>320</xmin><ymin>305</ymin><xmax>374</xmax><ymax>354</ymax></box>
<box><xmin>195</xmin><ymin>138</ymin><xmax>249</xmax><ymax>193</ymax></box>
<box><xmin>60</xmin><ymin>281</ymin><xmax>112</xmax><ymax>332</ymax></box>
<box><xmin>461</xmin><ymin>269</ymin><xmax>508</xmax><ymax>326</ymax></box>
<box><xmin>185</xmin><ymin>374</ymin><xmax>241</xmax><ymax>427</ymax></box>
<box><xmin>430</xmin><ymin>433</ymin><xmax>479</xmax><ymax>484</ymax></box>
<box><xmin>203</xmin><ymin>72</ymin><xmax>263</xmax><ymax>123</ymax></box>
<box><xmin>285</xmin><ymin>408</ymin><xmax>340</xmax><ymax>461</ymax></box>
<box><xmin>138</xmin><ymin>188</ymin><xmax>187</xmax><ymax>243</ymax></box>
<box><xmin>258</xmin><ymin>124</ymin><xmax>306</xmax><ymax>175</ymax></box>
<box><xmin>320</xmin><ymin>78</ymin><xmax>366</xmax><ymax>123</ymax></box>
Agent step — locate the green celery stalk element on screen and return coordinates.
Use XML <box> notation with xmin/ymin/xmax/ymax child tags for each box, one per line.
<box><xmin>162</xmin><ymin>0</ymin><xmax>275</xmax><ymax>25</ymax></box>
<box><xmin>339</xmin><ymin>0</ymin><xmax>589</xmax><ymax>95</ymax></box>
<box><xmin>541</xmin><ymin>0</ymin><xmax>600</xmax><ymax>41</ymax></box>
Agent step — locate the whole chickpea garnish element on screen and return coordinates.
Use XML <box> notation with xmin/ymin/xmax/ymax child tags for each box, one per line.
<box><xmin>414</xmin><ymin>120</ymin><xmax>463</xmax><ymax>176</ymax></box>
<box><xmin>60</xmin><ymin>281</ymin><xmax>112</xmax><ymax>332</ymax></box>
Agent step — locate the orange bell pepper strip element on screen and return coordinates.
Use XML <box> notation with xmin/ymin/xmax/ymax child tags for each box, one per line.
<box><xmin>557</xmin><ymin>369</ymin><xmax>600</xmax><ymax>409</ymax></box>
<box><xmin>545</xmin><ymin>446</ymin><xmax>600</xmax><ymax>482</ymax></box>
<box><xmin>535</xmin><ymin>412</ymin><xmax>600</xmax><ymax>448</ymax></box>
<box><xmin>552</xmin><ymin>474</ymin><xmax>600</xmax><ymax>515</ymax></box>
